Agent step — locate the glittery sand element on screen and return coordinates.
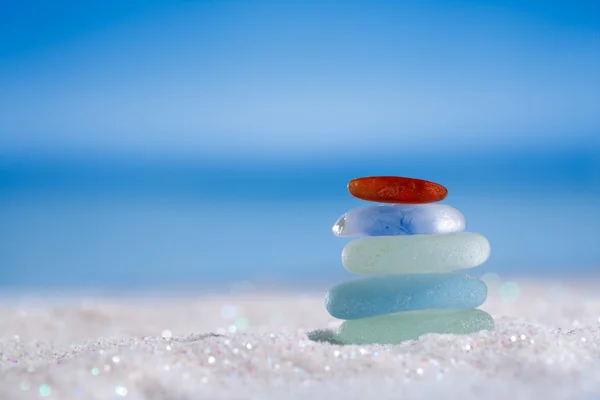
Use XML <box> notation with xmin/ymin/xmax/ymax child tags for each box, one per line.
<box><xmin>1</xmin><ymin>279</ymin><xmax>600</xmax><ymax>400</ymax></box>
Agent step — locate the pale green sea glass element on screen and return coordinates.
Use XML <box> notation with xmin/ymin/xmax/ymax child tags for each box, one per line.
<box><xmin>337</xmin><ymin>309</ymin><xmax>494</xmax><ymax>344</ymax></box>
<box><xmin>342</xmin><ymin>232</ymin><xmax>490</xmax><ymax>275</ymax></box>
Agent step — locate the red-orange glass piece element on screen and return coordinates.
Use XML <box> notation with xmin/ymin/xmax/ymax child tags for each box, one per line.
<box><xmin>348</xmin><ymin>176</ymin><xmax>448</xmax><ymax>204</ymax></box>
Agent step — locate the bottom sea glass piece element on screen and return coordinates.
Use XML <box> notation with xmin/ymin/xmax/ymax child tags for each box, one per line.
<box><xmin>337</xmin><ymin>309</ymin><xmax>494</xmax><ymax>344</ymax></box>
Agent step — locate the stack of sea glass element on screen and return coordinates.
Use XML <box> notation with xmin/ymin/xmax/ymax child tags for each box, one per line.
<box><xmin>326</xmin><ymin>176</ymin><xmax>494</xmax><ymax>344</ymax></box>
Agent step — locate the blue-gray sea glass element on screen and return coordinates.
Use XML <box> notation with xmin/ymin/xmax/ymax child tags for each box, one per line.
<box><xmin>332</xmin><ymin>204</ymin><xmax>465</xmax><ymax>237</ymax></box>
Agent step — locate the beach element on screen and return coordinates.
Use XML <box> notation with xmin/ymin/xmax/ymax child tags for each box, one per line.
<box><xmin>1</xmin><ymin>279</ymin><xmax>599</xmax><ymax>400</ymax></box>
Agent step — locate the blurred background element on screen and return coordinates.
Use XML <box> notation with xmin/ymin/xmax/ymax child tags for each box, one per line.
<box><xmin>0</xmin><ymin>0</ymin><xmax>599</xmax><ymax>291</ymax></box>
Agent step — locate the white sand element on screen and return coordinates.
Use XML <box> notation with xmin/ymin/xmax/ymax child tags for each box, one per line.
<box><xmin>1</xmin><ymin>279</ymin><xmax>600</xmax><ymax>400</ymax></box>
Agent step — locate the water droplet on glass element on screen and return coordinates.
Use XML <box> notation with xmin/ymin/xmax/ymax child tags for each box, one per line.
<box><xmin>332</xmin><ymin>215</ymin><xmax>346</xmax><ymax>235</ymax></box>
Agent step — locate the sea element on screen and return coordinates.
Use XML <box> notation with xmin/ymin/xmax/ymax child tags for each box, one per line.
<box><xmin>1</xmin><ymin>147</ymin><xmax>599</xmax><ymax>291</ymax></box>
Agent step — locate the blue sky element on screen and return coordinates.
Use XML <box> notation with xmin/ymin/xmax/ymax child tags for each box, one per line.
<box><xmin>0</xmin><ymin>1</ymin><xmax>599</xmax><ymax>287</ymax></box>
<box><xmin>1</xmin><ymin>0</ymin><xmax>599</xmax><ymax>158</ymax></box>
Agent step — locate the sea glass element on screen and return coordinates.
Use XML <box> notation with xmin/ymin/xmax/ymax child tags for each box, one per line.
<box><xmin>348</xmin><ymin>176</ymin><xmax>447</xmax><ymax>204</ymax></box>
<box><xmin>325</xmin><ymin>273</ymin><xmax>487</xmax><ymax>320</ymax></box>
<box><xmin>342</xmin><ymin>232</ymin><xmax>490</xmax><ymax>274</ymax></box>
<box><xmin>336</xmin><ymin>309</ymin><xmax>494</xmax><ymax>344</ymax></box>
<box><xmin>332</xmin><ymin>204</ymin><xmax>465</xmax><ymax>237</ymax></box>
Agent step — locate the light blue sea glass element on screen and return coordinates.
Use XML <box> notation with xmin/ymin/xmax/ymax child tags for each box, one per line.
<box><xmin>332</xmin><ymin>204</ymin><xmax>465</xmax><ymax>237</ymax></box>
<box><xmin>325</xmin><ymin>273</ymin><xmax>487</xmax><ymax>320</ymax></box>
